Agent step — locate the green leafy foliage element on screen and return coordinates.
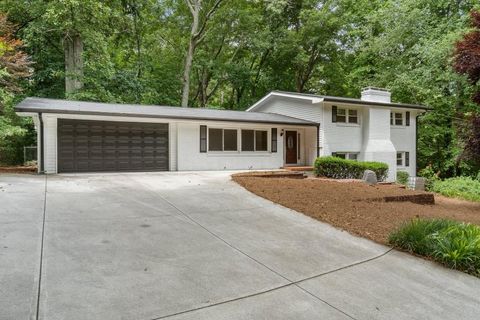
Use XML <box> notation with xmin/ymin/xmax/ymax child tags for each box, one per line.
<box><xmin>314</xmin><ymin>156</ymin><xmax>389</xmax><ymax>181</ymax></box>
<box><xmin>397</xmin><ymin>171</ymin><xmax>409</xmax><ymax>185</ymax></box>
<box><xmin>389</xmin><ymin>218</ymin><xmax>480</xmax><ymax>276</ymax></box>
<box><xmin>431</xmin><ymin>177</ymin><xmax>480</xmax><ymax>202</ymax></box>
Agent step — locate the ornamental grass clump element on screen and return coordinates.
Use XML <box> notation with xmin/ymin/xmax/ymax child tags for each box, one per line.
<box><xmin>389</xmin><ymin>218</ymin><xmax>480</xmax><ymax>277</ymax></box>
<box><xmin>314</xmin><ymin>156</ymin><xmax>388</xmax><ymax>181</ymax></box>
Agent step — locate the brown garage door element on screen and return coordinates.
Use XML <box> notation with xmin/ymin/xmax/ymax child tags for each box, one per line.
<box><xmin>57</xmin><ymin>119</ymin><xmax>169</xmax><ymax>173</ymax></box>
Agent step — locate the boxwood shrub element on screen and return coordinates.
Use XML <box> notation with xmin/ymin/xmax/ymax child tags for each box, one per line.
<box><xmin>314</xmin><ymin>156</ymin><xmax>389</xmax><ymax>181</ymax></box>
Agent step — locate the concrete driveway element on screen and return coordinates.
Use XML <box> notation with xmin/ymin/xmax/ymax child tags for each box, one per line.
<box><xmin>1</xmin><ymin>172</ymin><xmax>479</xmax><ymax>320</ymax></box>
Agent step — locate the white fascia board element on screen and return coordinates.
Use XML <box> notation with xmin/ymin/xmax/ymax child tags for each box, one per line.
<box><xmin>247</xmin><ymin>92</ymin><xmax>323</xmax><ymax>112</ymax></box>
<box><xmin>16</xmin><ymin>112</ymin><xmax>40</xmax><ymax>118</ymax></box>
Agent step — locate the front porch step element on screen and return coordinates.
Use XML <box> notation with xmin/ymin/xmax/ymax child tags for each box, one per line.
<box><xmin>281</xmin><ymin>166</ymin><xmax>314</xmax><ymax>172</ymax></box>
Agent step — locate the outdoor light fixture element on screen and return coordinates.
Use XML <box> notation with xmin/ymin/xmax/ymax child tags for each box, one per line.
<box><xmin>280</xmin><ymin>129</ymin><xmax>284</xmax><ymax>136</ymax></box>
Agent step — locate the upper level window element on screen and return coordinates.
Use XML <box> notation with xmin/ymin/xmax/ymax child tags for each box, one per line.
<box><xmin>242</xmin><ymin>129</ymin><xmax>268</xmax><ymax>152</ymax></box>
<box><xmin>208</xmin><ymin>128</ymin><xmax>238</xmax><ymax>151</ymax></box>
<box><xmin>332</xmin><ymin>106</ymin><xmax>359</xmax><ymax>124</ymax></box>
<box><xmin>391</xmin><ymin>112</ymin><xmax>404</xmax><ymax>126</ymax></box>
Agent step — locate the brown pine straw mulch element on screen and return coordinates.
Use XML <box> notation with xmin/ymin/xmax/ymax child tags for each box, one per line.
<box><xmin>0</xmin><ymin>165</ymin><xmax>37</xmax><ymax>174</ymax></box>
<box><xmin>232</xmin><ymin>175</ymin><xmax>480</xmax><ymax>244</ymax></box>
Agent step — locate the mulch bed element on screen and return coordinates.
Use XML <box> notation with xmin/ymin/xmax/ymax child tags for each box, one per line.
<box><xmin>0</xmin><ymin>165</ymin><xmax>37</xmax><ymax>174</ymax></box>
<box><xmin>232</xmin><ymin>175</ymin><xmax>480</xmax><ymax>244</ymax></box>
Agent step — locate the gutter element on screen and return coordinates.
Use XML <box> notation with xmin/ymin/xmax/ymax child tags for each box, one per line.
<box><xmin>38</xmin><ymin>113</ymin><xmax>45</xmax><ymax>174</ymax></box>
<box><xmin>14</xmin><ymin>108</ymin><xmax>318</xmax><ymax>128</ymax></box>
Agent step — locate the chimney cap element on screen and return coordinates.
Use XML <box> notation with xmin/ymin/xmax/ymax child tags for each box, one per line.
<box><xmin>361</xmin><ymin>87</ymin><xmax>390</xmax><ymax>92</ymax></box>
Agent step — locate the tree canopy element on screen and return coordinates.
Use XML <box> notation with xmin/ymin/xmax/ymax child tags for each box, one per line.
<box><xmin>0</xmin><ymin>0</ymin><xmax>479</xmax><ymax>175</ymax></box>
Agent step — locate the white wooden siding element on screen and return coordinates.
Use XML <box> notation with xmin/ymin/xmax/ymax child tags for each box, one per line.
<box><xmin>43</xmin><ymin>115</ymin><xmax>57</xmax><ymax>173</ymax></box>
<box><xmin>257</xmin><ymin>97</ymin><xmax>323</xmax><ymax>151</ymax></box>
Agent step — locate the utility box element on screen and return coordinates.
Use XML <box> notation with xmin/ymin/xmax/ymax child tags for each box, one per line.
<box><xmin>407</xmin><ymin>177</ymin><xmax>426</xmax><ymax>191</ymax></box>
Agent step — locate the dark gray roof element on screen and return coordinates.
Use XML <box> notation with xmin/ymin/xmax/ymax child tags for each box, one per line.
<box><xmin>16</xmin><ymin>98</ymin><xmax>318</xmax><ymax>126</ymax></box>
<box><xmin>272</xmin><ymin>90</ymin><xmax>430</xmax><ymax>110</ymax></box>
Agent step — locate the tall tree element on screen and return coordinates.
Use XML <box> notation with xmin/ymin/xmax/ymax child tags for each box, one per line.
<box><xmin>181</xmin><ymin>0</ymin><xmax>225</xmax><ymax>107</ymax></box>
<box><xmin>453</xmin><ymin>10</ymin><xmax>480</xmax><ymax>166</ymax></box>
<box><xmin>0</xmin><ymin>13</ymin><xmax>34</xmax><ymax>165</ymax></box>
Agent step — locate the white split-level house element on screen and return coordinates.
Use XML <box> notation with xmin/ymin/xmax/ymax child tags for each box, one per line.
<box><xmin>15</xmin><ymin>87</ymin><xmax>428</xmax><ymax>181</ymax></box>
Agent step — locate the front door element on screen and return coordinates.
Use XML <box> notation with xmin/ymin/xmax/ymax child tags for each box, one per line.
<box><xmin>285</xmin><ymin>130</ymin><xmax>297</xmax><ymax>164</ymax></box>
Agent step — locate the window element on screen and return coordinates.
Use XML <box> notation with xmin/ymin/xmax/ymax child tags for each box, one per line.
<box><xmin>332</xmin><ymin>106</ymin><xmax>359</xmax><ymax>124</ymax></box>
<box><xmin>397</xmin><ymin>152</ymin><xmax>409</xmax><ymax>167</ymax></box>
<box><xmin>396</xmin><ymin>152</ymin><xmax>403</xmax><ymax>166</ymax></box>
<box><xmin>209</xmin><ymin>128</ymin><xmax>223</xmax><ymax>151</ymax></box>
<box><xmin>332</xmin><ymin>152</ymin><xmax>358</xmax><ymax>161</ymax></box>
<box><xmin>242</xmin><ymin>129</ymin><xmax>268</xmax><ymax>152</ymax></box>
<box><xmin>391</xmin><ymin>112</ymin><xmax>404</xmax><ymax>126</ymax></box>
<box><xmin>348</xmin><ymin>109</ymin><xmax>358</xmax><ymax>124</ymax></box>
<box><xmin>336</xmin><ymin>108</ymin><xmax>346</xmax><ymax>123</ymax></box>
<box><xmin>208</xmin><ymin>128</ymin><xmax>238</xmax><ymax>152</ymax></box>
<box><xmin>224</xmin><ymin>129</ymin><xmax>238</xmax><ymax>151</ymax></box>
<box><xmin>241</xmin><ymin>130</ymin><xmax>254</xmax><ymax>151</ymax></box>
<box><xmin>255</xmin><ymin>130</ymin><xmax>268</xmax><ymax>151</ymax></box>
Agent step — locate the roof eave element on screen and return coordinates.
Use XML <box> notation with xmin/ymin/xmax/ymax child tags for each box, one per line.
<box><xmin>14</xmin><ymin>107</ymin><xmax>318</xmax><ymax>127</ymax></box>
<box><xmin>323</xmin><ymin>97</ymin><xmax>429</xmax><ymax>110</ymax></box>
<box><xmin>247</xmin><ymin>91</ymin><xmax>324</xmax><ymax>112</ymax></box>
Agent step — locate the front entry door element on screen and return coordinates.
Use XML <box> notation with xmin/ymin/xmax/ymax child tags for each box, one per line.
<box><xmin>285</xmin><ymin>130</ymin><xmax>297</xmax><ymax>164</ymax></box>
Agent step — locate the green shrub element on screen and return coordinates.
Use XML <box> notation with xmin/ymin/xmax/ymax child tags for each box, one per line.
<box><xmin>396</xmin><ymin>171</ymin><xmax>409</xmax><ymax>185</ymax></box>
<box><xmin>314</xmin><ymin>156</ymin><xmax>389</xmax><ymax>181</ymax></box>
<box><xmin>418</xmin><ymin>165</ymin><xmax>440</xmax><ymax>190</ymax></box>
<box><xmin>431</xmin><ymin>177</ymin><xmax>480</xmax><ymax>202</ymax></box>
<box><xmin>389</xmin><ymin>218</ymin><xmax>480</xmax><ymax>277</ymax></box>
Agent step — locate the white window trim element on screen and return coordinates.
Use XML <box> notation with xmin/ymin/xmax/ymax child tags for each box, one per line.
<box><xmin>391</xmin><ymin>112</ymin><xmax>405</xmax><ymax>127</ymax></box>
<box><xmin>208</xmin><ymin>128</ymin><xmax>239</xmax><ymax>153</ymax></box>
<box><xmin>396</xmin><ymin>151</ymin><xmax>410</xmax><ymax>167</ymax></box>
<box><xmin>241</xmin><ymin>129</ymin><xmax>269</xmax><ymax>152</ymax></box>
<box><xmin>336</xmin><ymin>107</ymin><xmax>360</xmax><ymax>125</ymax></box>
<box><xmin>206</xmin><ymin>127</ymin><xmax>270</xmax><ymax>153</ymax></box>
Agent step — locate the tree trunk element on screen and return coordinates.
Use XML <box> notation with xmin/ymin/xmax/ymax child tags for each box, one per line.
<box><xmin>181</xmin><ymin>1</ymin><xmax>200</xmax><ymax>107</ymax></box>
<box><xmin>181</xmin><ymin>0</ymin><xmax>224</xmax><ymax>107</ymax></box>
<box><xmin>181</xmin><ymin>38</ymin><xmax>196</xmax><ymax>107</ymax></box>
<box><xmin>64</xmin><ymin>33</ymin><xmax>84</xmax><ymax>95</ymax></box>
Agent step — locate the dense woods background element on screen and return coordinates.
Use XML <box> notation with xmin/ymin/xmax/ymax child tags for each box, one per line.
<box><xmin>0</xmin><ymin>0</ymin><xmax>479</xmax><ymax>177</ymax></box>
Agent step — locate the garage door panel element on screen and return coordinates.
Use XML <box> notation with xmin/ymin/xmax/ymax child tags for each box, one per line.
<box><xmin>58</xmin><ymin>119</ymin><xmax>169</xmax><ymax>173</ymax></box>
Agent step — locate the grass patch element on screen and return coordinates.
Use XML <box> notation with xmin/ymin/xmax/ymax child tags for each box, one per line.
<box><xmin>431</xmin><ymin>177</ymin><xmax>480</xmax><ymax>202</ymax></box>
<box><xmin>389</xmin><ymin>218</ymin><xmax>480</xmax><ymax>277</ymax></box>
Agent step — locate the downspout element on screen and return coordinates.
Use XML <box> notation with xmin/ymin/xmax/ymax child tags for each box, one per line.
<box><xmin>316</xmin><ymin>124</ymin><xmax>320</xmax><ymax>158</ymax></box>
<box><xmin>415</xmin><ymin>112</ymin><xmax>425</xmax><ymax>176</ymax></box>
<box><xmin>38</xmin><ymin>113</ymin><xmax>45</xmax><ymax>174</ymax></box>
